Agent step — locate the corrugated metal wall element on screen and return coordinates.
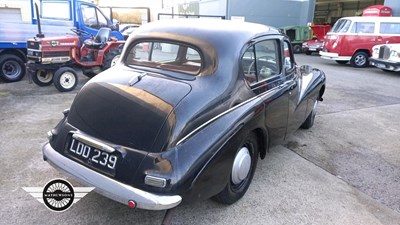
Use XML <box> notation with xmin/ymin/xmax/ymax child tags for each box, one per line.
<box><xmin>227</xmin><ymin>0</ymin><xmax>316</xmax><ymax>27</ymax></box>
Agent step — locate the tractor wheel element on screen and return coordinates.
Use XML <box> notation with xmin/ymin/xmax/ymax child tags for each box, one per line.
<box><xmin>103</xmin><ymin>49</ymin><xmax>122</xmax><ymax>70</ymax></box>
<box><xmin>32</xmin><ymin>69</ymin><xmax>54</xmax><ymax>86</ymax></box>
<box><xmin>0</xmin><ymin>54</ymin><xmax>26</xmax><ymax>82</ymax></box>
<box><xmin>53</xmin><ymin>67</ymin><xmax>78</xmax><ymax>92</ymax></box>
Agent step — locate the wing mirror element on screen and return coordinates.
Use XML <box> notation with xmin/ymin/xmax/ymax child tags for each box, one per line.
<box><xmin>299</xmin><ymin>65</ymin><xmax>313</xmax><ymax>76</ymax></box>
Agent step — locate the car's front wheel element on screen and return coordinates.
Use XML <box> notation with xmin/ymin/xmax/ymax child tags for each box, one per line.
<box><xmin>213</xmin><ymin>132</ymin><xmax>259</xmax><ymax>204</ymax></box>
<box><xmin>301</xmin><ymin>99</ymin><xmax>318</xmax><ymax>129</ymax></box>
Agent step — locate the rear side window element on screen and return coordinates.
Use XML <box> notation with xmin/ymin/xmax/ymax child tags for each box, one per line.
<box><xmin>380</xmin><ymin>22</ymin><xmax>400</xmax><ymax>34</ymax></box>
<box><xmin>125</xmin><ymin>41</ymin><xmax>202</xmax><ymax>75</ymax></box>
<box><xmin>351</xmin><ymin>22</ymin><xmax>375</xmax><ymax>34</ymax></box>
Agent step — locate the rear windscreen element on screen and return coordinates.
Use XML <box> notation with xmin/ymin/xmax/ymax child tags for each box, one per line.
<box><xmin>125</xmin><ymin>41</ymin><xmax>202</xmax><ymax>75</ymax></box>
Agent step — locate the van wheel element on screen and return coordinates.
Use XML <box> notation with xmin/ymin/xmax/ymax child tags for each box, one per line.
<box><xmin>350</xmin><ymin>52</ymin><xmax>369</xmax><ymax>68</ymax></box>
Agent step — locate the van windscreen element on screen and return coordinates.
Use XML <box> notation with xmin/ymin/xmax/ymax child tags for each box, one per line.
<box><xmin>331</xmin><ymin>19</ymin><xmax>351</xmax><ymax>33</ymax></box>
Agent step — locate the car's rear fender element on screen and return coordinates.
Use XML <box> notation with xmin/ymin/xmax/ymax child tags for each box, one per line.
<box><xmin>135</xmin><ymin>91</ymin><xmax>270</xmax><ymax>199</ymax></box>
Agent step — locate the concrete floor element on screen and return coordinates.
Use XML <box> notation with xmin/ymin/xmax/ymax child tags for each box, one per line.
<box><xmin>0</xmin><ymin>54</ymin><xmax>399</xmax><ymax>224</ymax></box>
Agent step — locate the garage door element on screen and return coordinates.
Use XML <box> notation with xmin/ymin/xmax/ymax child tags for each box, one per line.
<box><xmin>0</xmin><ymin>8</ymin><xmax>22</xmax><ymax>23</ymax></box>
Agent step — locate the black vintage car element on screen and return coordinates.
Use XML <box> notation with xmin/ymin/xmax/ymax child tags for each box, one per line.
<box><xmin>43</xmin><ymin>19</ymin><xmax>326</xmax><ymax>210</ymax></box>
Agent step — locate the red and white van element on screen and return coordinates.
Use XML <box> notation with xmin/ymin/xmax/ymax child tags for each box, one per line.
<box><xmin>320</xmin><ymin>6</ymin><xmax>400</xmax><ymax>68</ymax></box>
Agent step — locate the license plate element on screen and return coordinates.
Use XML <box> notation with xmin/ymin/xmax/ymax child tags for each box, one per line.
<box><xmin>309</xmin><ymin>48</ymin><xmax>316</xmax><ymax>51</ymax></box>
<box><xmin>67</xmin><ymin>138</ymin><xmax>119</xmax><ymax>175</ymax></box>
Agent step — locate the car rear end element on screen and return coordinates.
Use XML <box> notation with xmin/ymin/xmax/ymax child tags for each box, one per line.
<box><xmin>42</xmin><ymin>69</ymin><xmax>191</xmax><ymax>210</ymax></box>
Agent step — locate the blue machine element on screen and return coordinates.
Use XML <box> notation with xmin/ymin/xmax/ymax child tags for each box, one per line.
<box><xmin>0</xmin><ymin>0</ymin><xmax>123</xmax><ymax>82</ymax></box>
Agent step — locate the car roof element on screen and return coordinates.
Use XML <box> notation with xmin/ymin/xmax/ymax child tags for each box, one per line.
<box><xmin>125</xmin><ymin>19</ymin><xmax>280</xmax><ymax>75</ymax></box>
<box><xmin>339</xmin><ymin>16</ymin><xmax>400</xmax><ymax>22</ymax></box>
<box><xmin>128</xmin><ymin>19</ymin><xmax>279</xmax><ymax>45</ymax></box>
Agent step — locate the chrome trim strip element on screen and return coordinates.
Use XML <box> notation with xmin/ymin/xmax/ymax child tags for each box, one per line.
<box><xmin>43</xmin><ymin>143</ymin><xmax>182</xmax><ymax>210</ymax></box>
<box><xmin>72</xmin><ymin>133</ymin><xmax>115</xmax><ymax>153</ymax></box>
<box><xmin>41</xmin><ymin>57</ymin><xmax>71</xmax><ymax>63</ymax></box>
<box><xmin>176</xmin><ymin>86</ymin><xmax>279</xmax><ymax>146</ymax></box>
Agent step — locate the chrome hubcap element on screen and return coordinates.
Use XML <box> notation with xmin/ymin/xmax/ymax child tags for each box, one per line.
<box><xmin>2</xmin><ymin>61</ymin><xmax>21</xmax><ymax>79</ymax></box>
<box><xmin>355</xmin><ymin>55</ymin><xmax>366</xmax><ymax>66</ymax></box>
<box><xmin>60</xmin><ymin>72</ymin><xmax>76</xmax><ymax>89</ymax></box>
<box><xmin>231</xmin><ymin>147</ymin><xmax>251</xmax><ymax>185</ymax></box>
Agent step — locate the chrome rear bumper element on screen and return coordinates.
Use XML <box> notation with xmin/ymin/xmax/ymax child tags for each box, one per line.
<box><xmin>42</xmin><ymin>143</ymin><xmax>182</xmax><ymax>210</ymax></box>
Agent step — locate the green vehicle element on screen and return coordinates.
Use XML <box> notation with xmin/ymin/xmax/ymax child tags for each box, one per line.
<box><xmin>280</xmin><ymin>26</ymin><xmax>311</xmax><ymax>53</ymax></box>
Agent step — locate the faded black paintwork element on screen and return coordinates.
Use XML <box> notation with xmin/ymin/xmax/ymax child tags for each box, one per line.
<box><xmin>48</xmin><ymin>19</ymin><xmax>326</xmax><ymax>202</ymax></box>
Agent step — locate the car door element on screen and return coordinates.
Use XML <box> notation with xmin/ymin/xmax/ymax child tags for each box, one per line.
<box><xmin>284</xmin><ymin>40</ymin><xmax>308</xmax><ymax>135</ymax></box>
<box><xmin>242</xmin><ymin>38</ymin><xmax>289</xmax><ymax>145</ymax></box>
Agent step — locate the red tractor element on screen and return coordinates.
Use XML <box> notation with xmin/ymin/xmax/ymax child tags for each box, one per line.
<box><xmin>27</xmin><ymin>28</ymin><xmax>124</xmax><ymax>92</ymax></box>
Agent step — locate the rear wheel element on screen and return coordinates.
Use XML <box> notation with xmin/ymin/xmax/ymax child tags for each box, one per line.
<box><xmin>213</xmin><ymin>132</ymin><xmax>259</xmax><ymax>204</ymax></box>
<box><xmin>0</xmin><ymin>54</ymin><xmax>26</xmax><ymax>82</ymax></box>
<box><xmin>336</xmin><ymin>60</ymin><xmax>349</xmax><ymax>65</ymax></box>
<box><xmin>350</xmin><ymin>52</ymin><xmax>369</xmax><ymax>68</ymax></box>
<box><xmin>31</xmin><ymin>69</ymin><xmax>54</xmax><ymax>86</ymax></box>
<box><xmin>53</xmin><ymin>67</ymin><xmax>78</xmax><ymax>92</ymax></box>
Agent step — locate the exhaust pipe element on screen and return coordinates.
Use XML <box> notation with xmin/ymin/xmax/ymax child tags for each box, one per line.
<box><xmin>35</xmin><ymin>2</ymin><xmax>44</xmax><ymax>38</ymax></box>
